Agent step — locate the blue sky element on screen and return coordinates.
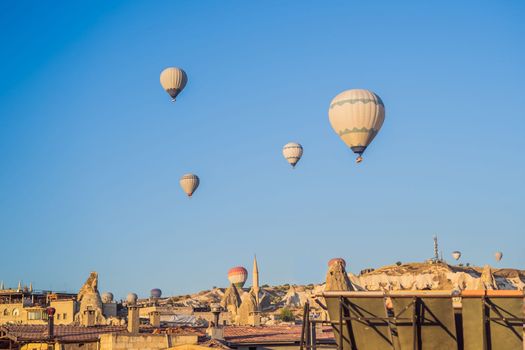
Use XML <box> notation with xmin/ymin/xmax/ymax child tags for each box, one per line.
<box><xmin>0</xmin><ymin>1</ymin><xmax>524</xmax><ymax>298</ymax></box>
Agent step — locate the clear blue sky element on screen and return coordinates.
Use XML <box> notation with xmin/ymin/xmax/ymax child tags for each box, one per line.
<box><xmin>1</xmin><ymin>1</ymin><xmax>524</xmax><ymax>298</ymax></box>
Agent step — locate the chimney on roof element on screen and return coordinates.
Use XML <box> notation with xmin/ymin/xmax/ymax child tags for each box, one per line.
<box><xmin>149</xmin><ymin>311</ymin><xmax>160</xmax><ymax>328</ymax></box>
<box><xmin>46</xmin><ymin>307</ymin><xmax>56</xmax><ymax>339</ymax></box>
<box><xmin>127</xmin><ymin>305</ymin><xmax>140</xmax><ymax>334</ymax></box>
<box><xmin>206</xmin><ymin>304</ymin><xmax>224</xmax><ymax>340</ymax></box>
<box><xmin>82</xmin><ymin>308</ymin><xmax>96</xmax><ymax>327</ymax></box>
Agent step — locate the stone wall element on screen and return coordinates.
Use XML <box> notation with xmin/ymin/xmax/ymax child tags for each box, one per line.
<box><xmin>21</xmin><ymin>343</ymin><xmax>98</xmax><ymax>350</ymax></box>
<box><xmin>99</xmin><ymin>333</ymin><xmax>199</xmax><ymax>350</ymax></box>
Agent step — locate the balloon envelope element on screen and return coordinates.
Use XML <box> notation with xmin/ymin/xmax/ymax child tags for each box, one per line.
<box><xmin>180</xmin><ymin>174</ymin><xmax>200</xmax><ymax>197</ymax></box>
<box><xmin>150</xmin><ymin>288</ymin><xmax>162</xmax><ymax>299</ymax></box>
<box><xmin>228</xmin><ymin>266</ymin><xmax>248</xmax><ymax>289</ymax></box>
<box><xmin>101</xmin><ymin>292</ymin><xmax>114</xmax><ymax>303</ymax></box>
<box><xmin>282</xmin><ymin>142</ymin><xmax>303</xmax><ymax>167</ymax></box>
<box><xmin>126</xmin><ymin>293</ymin><xmax>138</xmax><ymax>304</ymax></box>
<box><xmin>452</xmin><ymin>251</ymin><xmax>461</xmax><ymax>261</ymax></box>
<box><xmin>328</xmin><ymin>89</ymin><xmax>385</xmax><ymax>161</ymax></box>
<box><xmin>494</xmin><ymin>251</ymin><xmax>503</xmax><ymax>262</ymax></box>
<box><xmin>160</xmin><ymin>67</ymin><xmax>188</xmax><ymax>101</ymax></box>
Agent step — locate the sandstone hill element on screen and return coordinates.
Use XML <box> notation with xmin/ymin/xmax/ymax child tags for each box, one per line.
<box><xmin>140</xmin><ymin>262</ymin><xmax>524</xmax><ymax>312</ymax></box>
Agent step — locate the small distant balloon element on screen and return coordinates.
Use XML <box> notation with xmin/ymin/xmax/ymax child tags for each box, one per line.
<box><xmin>180</xmin><ymin>174</ymin><xmax>200</xmax><ymax>197</ymax></box>
<box><xmin>328</xmin><ymin>89</ymin><xmax>385</xmax><ymax>164</ymax></box>
<box><xmin>101</xmin><ymin>292</ymin><xmax>114</xmax><ymax>303</ymax></box>
<box><xmin>127</xmin><ymin>293</ymin><xmax>138</xmax><ymax>305</ymax></box>
<box><xmin>494</xmin><ymin>251</ymin><xmax>503</xmax><ymax>262</ymax></box>
<box><xmin>452</xmin><ymin>251</ymin><xmax>461</xmax><ymax>261</ymax></box>
<box><xmin>160</xmin><ymin>67</ymin><xmax>187</xmax><ymax>101</ymax></box>
<box><xmin>282</xmin><ymin>142</ymin><xmax>303</xmax><ymax>168</ymax></box>
<box><xmin>150</xmin><ymin>288</ymin><xmax>162</xmax><ymax>299</ymax></box>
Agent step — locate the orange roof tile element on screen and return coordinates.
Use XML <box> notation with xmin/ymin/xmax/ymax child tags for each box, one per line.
<box><xmin>0</xmin><ymin>325</ymin><xmax>126</xmax><ymax>343</ymax></box>
<box><xmin>223</xmin><ymin>325</ymin><xmax>334</xmax><ymax>344</ymax></box>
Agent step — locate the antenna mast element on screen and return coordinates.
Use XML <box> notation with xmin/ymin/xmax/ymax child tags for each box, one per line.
<box><xmin>433</xmin><ymin>235</ymin><xmax>439</xmax><ymax>262</ymax></box>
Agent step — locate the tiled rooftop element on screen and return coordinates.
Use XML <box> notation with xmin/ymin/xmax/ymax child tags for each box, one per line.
<box><xmin>0</xmin><ymin>325</ymin><xmax>126</xmax><ymax>343</ymax></box>
<box><xmin>1</xmin><ymin>324</ymin><xmax>336</xmax><ymax>346</ymax></box>
<box><xmin>223</xmin><ymin>325</ymin><xmax>334</xmax><ymax>344</ymax></box>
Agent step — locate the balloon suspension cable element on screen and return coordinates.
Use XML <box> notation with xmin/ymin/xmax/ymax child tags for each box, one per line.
<box><xmin>356</xmin><ymin>155</ymin><xmax>363</xmax><ymax>164</ymax></box>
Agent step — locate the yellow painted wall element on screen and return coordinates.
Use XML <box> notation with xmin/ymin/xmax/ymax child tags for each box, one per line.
<box><xmin>20</xmin><ymin>343</ymin><xmax>50</xmax><ymax>350</ymax></box>
<box><xmin>0</xmin><ymin>302</ymin><xmax>25</xmax><ymax>324</ymax></box>
<box><xmin>0</xmin><ymin>300</ymin><xmax>76</xmax><ymax>325</ymax></box>
<box><xmin>99</xmin><ymin>333</ymin><xmax>199</xmax><ymax>350</ymax></box>
<box><xmin>50</xmin><ymin>300</ymin><xmax>76</xmax><ymax>325</ymax></box>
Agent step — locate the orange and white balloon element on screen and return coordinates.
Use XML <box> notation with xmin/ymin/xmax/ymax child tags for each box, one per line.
<box><xmin>228</xmin><ymin>266</ymin><xmax>248</xmax><ymax>288</ymax></box>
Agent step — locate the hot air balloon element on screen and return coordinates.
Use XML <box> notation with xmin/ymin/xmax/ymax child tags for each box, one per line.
<box><xmin>494</xmin><ymin>251</ymin><xmax>503</xmax><ymax>262</ymax></box>
<box><xmin>101</xmin><ymin>292</ymin><xmax>114</xmax><ymax>303</ymax></box>
<box><xmin>160</xmin><ymin>67</ymin><xmax>187</xmax><ymax>101</ymax></box>
<box><xmin>328</xmin><ymin>89</ymin><xmax>385</xmax><ymax>163</ymax></box>
<box><xmin>150</xmin><ymin>288</ymin><xmax>162</xmax><ymax>299</ymax></box>
<box><xmin>126</xmin><ymin>293</ymin><xmax>138</xmax><ymax>305</ymax></box>
<box><xmin>452</xmin><ymin>251</ymin><xmax>461</xmax><ymax>261</ymax></box>
<box><xmin>227</xmin><ymin>266</ymin><xmax>248</xmax><ymax>289</ymax></box>
<box><xmin>282</xmin><ymin>142</ymin><xmax>303</xmax><ymax>168</ymax></box>
<box><xmin>328</xmin><ymin>258</ymin><xmax>346</xmax><ymax>269</ymax></box>
<box><xmin>179</xmin><ymin>174</ymin><xmax>199</xmax><ymax>197</ymax></box>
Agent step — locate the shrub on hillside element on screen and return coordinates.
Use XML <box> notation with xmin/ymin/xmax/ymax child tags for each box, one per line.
<box><xmin>280</xmin><ymin>307</ymin><xmax>295</xmax><ymax>322</ymax></box>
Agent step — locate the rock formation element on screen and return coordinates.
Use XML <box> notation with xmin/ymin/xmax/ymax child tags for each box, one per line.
<box><xmin>236</xmin><ymin>291</ymin><xmax>259</xmax><ymax>325</ymax></box>
<box><xmin>281</xmin><ymin>285</ymin><xmax>302</xmax><ymax>308</ymax></box>
<box><xmin>220</xmin><ymin>283</ymin><xmax>241</xmax><ymax>322</ymax></box>
<box><xmin>258</xmin><ymin>290</ymin><xmax>272</xmax><ymax>311</ymax></box>
<box><xmin>74</xmin><ymin>272</ymin><xmax>106</xmax><ymax>326</ymax></box>
<box><xmin>477</xmin><ymin>264</ymin><xmax>498</xmax><ymax>290</ymax></box>
<box><xmin>325</xmin><ymin>259</ymin><xmax>354</xmax><ymax>291</ymax></box>
<box><xmin>355</xmin><ymin>262</ymin><xmax>525</xmax><ymax>291</ymax></box>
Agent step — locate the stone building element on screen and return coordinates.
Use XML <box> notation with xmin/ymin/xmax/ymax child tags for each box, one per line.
<box><xmin>0</xmin><ymin>324</ymin><xmax>221</xmax><ymax>349</ymax></box>
<box><xmin>74</xmin><ymin>272</ymin><xmax>106</xmax><ymax>326</ymax></box>
<box><xmin>0</xmin><ymin>272</ymin><xmax>119</xmax><ymax>327</ymax></box>
<box><xmin>0</xmin><ymin>287</ymin><xmax>77</xmax><ymax>326</ymax></box>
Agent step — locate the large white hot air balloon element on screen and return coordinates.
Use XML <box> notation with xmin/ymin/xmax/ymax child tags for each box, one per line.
<box><xmin>452</xmin><ymin>251</ymin><xmax>461</xmax><ymax>261</ymax></box>
<box><xmin>282</xmin><ymin>142</ymin><xmax>303</xmax><ymax>168</ymax></box>
<box><xmin>494</xmin><ymin>251</ymin><xmax>503</xmax><ymax>262</ymax></box>
<box><xmin>179</xmin><ymin>174</ymin><xmax>200</xmax><ymax>197</ymax></box>
<box><xmin>160</xmin><ymin>67</ymin><xmax>188</xmax><ymax>101</ymax></box>
<box><xmin>328</xmin><ymin>89</ymin><xmax>385</xmax><ymax>163</ymax></box>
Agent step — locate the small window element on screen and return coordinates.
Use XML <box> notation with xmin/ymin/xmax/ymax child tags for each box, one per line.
<box><xmin>57</xmin><ymin>314</ymin><xmax>61</xmax><ymax>320</ymax></box>
<box><xmin>12</xmin><ymin>308</ymin><xmax>19</xmax><ymax>317</ymax></box>
<box><xmin>2</xmin><ymin>309</ymin><xmax>8</xmax><ymax>316</ymax></box>
<box><xmin>28</xmin><ymin>311</ymin><xmax>42</xmax><ymax>320</ymax></box>
<box><xmin>63</xmin><ymin>313</ymin><xmax>67</xmax><ymax>320</ymax></box>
